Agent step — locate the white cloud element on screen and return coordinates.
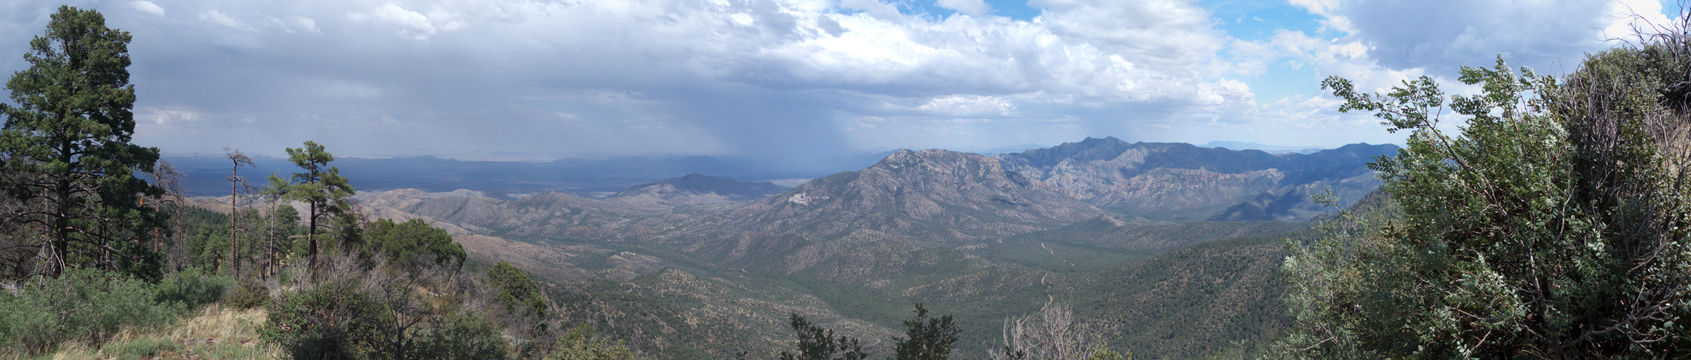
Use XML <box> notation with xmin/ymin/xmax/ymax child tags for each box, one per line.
<box><xmin>199</xmin><ymin>9</ymin><xmax>251</xmax><ymax>31</ymax></box>
<box><xmin>273</xmin><ymin>16</ymin><xmax>320</xmax><ymax>34</ymax></box>
<box><xmin>129</xmin><ymin>1</ymin><xmax>164</xmax><ymax>17</ymax></box>
<box><xmin>1603</xmin><ymin>0</ymin><xmax>1672</xmax><ymax>42</ymax></box>
<box><xmin>918</xmin><ymin>95</ymin><xmax>1015</xmax><ymax>116</ymax></box>
<box><xmin>936</xmin><ymin>0</ymin><xmax>991</xmax><ymax>16</ymax></box>
<box><xmin>347</xmin><ymin>3</ymin><xmax>464</xmax><ymax>40</ymax></box>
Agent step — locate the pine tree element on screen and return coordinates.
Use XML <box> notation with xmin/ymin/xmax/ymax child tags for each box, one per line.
<box><xmin>268</xmin><ymin>141</ymin><xmax>353</xmax><ymax>281</ymax></box>
<box><xmin>0</xmin><ymin>6</ymin><xmax>166</xmax><ymax>279</ymax></box>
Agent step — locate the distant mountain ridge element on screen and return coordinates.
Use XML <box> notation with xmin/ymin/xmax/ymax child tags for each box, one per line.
<box><xmin>319</xmin><ymin>138</ymin><xmax>1402</xmax><ymax>359</ymax></box>
<box><xmin>998</xmin><ymin>137</ymin><xmax>1396</xmax><ymax>221</ymax></box>
<box><xmin>695</xmin><ymin>149</ymin><xmax>1102</xmax><ymax>242</ymax></box>
<box><xmin>1199</xmin><ymin>141</ymin><xmax>1326</xmax><ymax>154</ymax></box>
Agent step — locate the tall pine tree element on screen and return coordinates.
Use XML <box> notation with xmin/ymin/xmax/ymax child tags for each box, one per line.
<box><xmin>0</xmin><ymin>6</ymin><xmax>166</xmax><ymax>279</ymax></box>
<box><xmin>267</xmin><ymin>141</ymin><xmax>353</xmax><ymax>280</ymax></box>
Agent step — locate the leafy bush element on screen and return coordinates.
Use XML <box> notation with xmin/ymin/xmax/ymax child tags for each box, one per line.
<box><xmin>892</xmin><ymin>304</ymin><xmax>959</xmax><ymax>360</ymax></box>
<box><xmin>549</xmin><ymin>324</ymin><xmax>637</xmax><ymax>360</ymax></box>
<box><xmin>413</xmin><ymin>311</ymin><xmax>510</xmax><ymax>359</ymax></box>
<box><xmin>1279</xmin><ymin>33</ymin><xmax>1691</xmax><ymax>357</ymax></box>
<box><xmin>489</xmin><ymin>261</ymin><xmax>547</xmax><ymax>318</ymax></box>
<box><xmin>778</xmin><ymin>314</ymin><xmax>867</xmax><ymax>360</ymax></box>
<box><xmin>260</xmin><ymin>281</ymin><xmax>394</xmax><ymax>359</ymax></box>
<box><xmin>153</xmin><ymin>266</ymin><xmax>234</xmax><ymax>309</ymax></box>
<box><xmin>0</xmin><ymin>268</ymin><xmax>183</xmax><ymax>356</ymax></box>
<box><xmin>227</xmin><ymin>278</ymin><xmax>270</xmax><ymax>310</ymax></box>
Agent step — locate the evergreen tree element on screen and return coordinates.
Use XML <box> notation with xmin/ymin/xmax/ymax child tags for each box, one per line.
<box><xmin>364</xmin><ymin>218</ymin><xmax>466</xmax><ymax>272</ymax></box>
<box><xmin>779</xmin><ymin>314</ymin><xmax>868</xmax><ymax>360</ymax></box>
<box><xmin>267</xmin><ymin>141</ymin><xmax>353</xmax><ymax>280</ymax></box>
<box><xmin>0</xmin><ymin>6</ymin><xmax>166</xmax><ymax>279</ymax></box>
<box><xmin>488</xmin><ymin>261</ymin><xmax>547</xmax><ymax>318</ymax></box>
<box><xmin>892</xmin><ymin>303</ymin><xmax>959</xmax><ymax>360</ymax></box>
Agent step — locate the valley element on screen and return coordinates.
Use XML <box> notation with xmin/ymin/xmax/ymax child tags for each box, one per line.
<box><xmin>309</xmin><ymin>137</ymin><xmax>1394</xmax><ymax>359</ymax></box>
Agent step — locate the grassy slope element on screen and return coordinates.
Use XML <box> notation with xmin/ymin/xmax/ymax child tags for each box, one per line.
<box><xmin>34</xmin><ymin>305</ymin><xmax>277</xmax><ymax>360</ymax></box>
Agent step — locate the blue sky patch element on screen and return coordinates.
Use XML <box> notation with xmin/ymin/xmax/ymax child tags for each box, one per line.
<box><xmin>897</xmin><ymin>0</ymin><xmax>1044</xmax><ymax>21</ymax></box>
<box><xmin>1202</xmin><ymin>0</ymin><xmax>1328</xmax><ymax>41</ymax></box>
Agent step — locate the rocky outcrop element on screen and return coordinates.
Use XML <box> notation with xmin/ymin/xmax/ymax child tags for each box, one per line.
<box><xmin>998</xmin><ymin>137</ymin><xmax>1396</xmax><ymax>221</ymax></box>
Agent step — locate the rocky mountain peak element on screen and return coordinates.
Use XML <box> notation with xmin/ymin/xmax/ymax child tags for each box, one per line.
<box><xmin>695</xmin><ymin>148</ymin><xmax>1102</xmax><ymax>244</ymax></box>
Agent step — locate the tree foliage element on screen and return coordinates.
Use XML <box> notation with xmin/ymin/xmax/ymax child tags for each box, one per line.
<box><xmin>891</xmin><ymin>303</ymin><xmax>960</xmax><ymax>360</ymax></box>
<box><xmin>365</xmin><ymin>218</ymin><xmax>466</xmax><ymax>272</ymax></box>
<box><xmin>1278</xmin><ymin>18</ymin><xmax>1691</xmax><ymax>357</ymax></box>
<box><xmin>779</xmin><ymin>314</ymin><xmax>869</xmax><ymax>360</ymax></box>
<box><xmin>489</xmin><ymin>261</ymin><xmax>547</xmax><ymax>318</ymax></box>
<box><xmin>266</xmin><ymin>141</ymin><xmax>355</xmax><ymax>276</ymax></box>
<box><xmin>0</xmin><ymin>5</ymin><xmax>165</xmax><ymax>280</ymax></box>
<box><xmin>549</xmin><ymin>324</ymin><xmax>638</xmax><ymax>360</ymax></box>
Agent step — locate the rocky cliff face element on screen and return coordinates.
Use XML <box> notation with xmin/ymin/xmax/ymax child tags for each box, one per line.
<box><xmin>660</xmin><ymin>149</ymin><xmax>1103</xmax><ymax>282</ymax></box>
<box><xmin>998</xmin><ymin>137</ymin><xmax>1395</xmax><ymax>221</ymax></box>
<box><xmin>696</xmin><ymin>149</ymin><xmax>1102</xmax><ymax>243</ymax></box>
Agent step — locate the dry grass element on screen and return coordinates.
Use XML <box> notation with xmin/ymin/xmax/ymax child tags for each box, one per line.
<box><xmin>39</xmin><ymin>304</ymin><xmax>280</xmax><ymax>360</ymax></box>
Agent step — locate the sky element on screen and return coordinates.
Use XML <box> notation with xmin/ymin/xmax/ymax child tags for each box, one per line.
<box><xmin>0</xmin><ymin>0</ymin><xmax>1680</xmax><ymax>163</ymax></box>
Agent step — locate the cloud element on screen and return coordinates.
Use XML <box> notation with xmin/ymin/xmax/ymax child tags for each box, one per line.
<box><xmin>1289</xmin><ymin>0</ymin><xmax>1669</xmax><ymax>79</ymax></box>
<box><xmin>1</xmin><ymin>0</ymin><xmax>1671</xmax><ymax>162</ymax></box>
<box><xmin>129</xmin><ymin>1</ymin><xmax>163</xmax><ymax>17</ymax></box>
<box><xmin>199</xmin><ymin>9</ymin><xmax>250</xmax><ymax>30</ymax></box>
<box><xmin>346</xmin><ymin>3</ymin><xmax>464</xmax><ymax>40</ymax></box>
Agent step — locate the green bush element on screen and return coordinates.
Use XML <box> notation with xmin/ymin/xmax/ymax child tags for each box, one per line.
<box><xmin>489</xmin><ymin>261</ymin><xmax>546</xmax><ymax>318</ymax></box>
<box><xmin>0</xmin><ymin>268</ymin><xmax>183</xmax><ymax>356</ymax></box>
<box><xmin>227</xmin><ymin>278</ymin><xmax>270</xmax><ymax>310</ymax></box>
<box><xmin>153</xmin><ymin>267</ymin><xmax>234</xmax><ymax>309</ymax></box>
<box><xmin>413</xmin><ymin>311</ymin><xmax>509</xmax><ymax>359</ymax></box>
<box><xmin>549</xmin><ymin>324</ymin><xmax>636</xmax><ymax>360</ymax></box>
<box><xmin>260</xmin><ymin>281</ymin><xmax>394</xmax><ymax>360</ymax></box>
<box><xmin>365</xmin><ymin>218</ymin><xmax>467</xmax><ymax>271</ymax></box>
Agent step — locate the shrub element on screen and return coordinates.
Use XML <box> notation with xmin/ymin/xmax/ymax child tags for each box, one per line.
<box><xmin>260</xmin><ymin>281</ymin><xmax>394</xmax><ymax>359</ymax></box>
<box><xmin>549</xmin><ymin>324</ymin><xmax>636</xmax><ymax>360</ymax></box>
<box><xmin>488</xmin><ymin>261</ymin><xmax>547</xmax><ymax>319</ymax></box>
<box><xmin>0</xmin><ymin>268</ymin><xmax>182</xmax><ymax>356</ymax></box>
<box><xmin>413</xmin><ymin>311</ymin><xmax>509</xmax><ymax>359</ymax></box>
<box><xmin>227</xmin><ymin>278</ymin><xmax>270</xmax><ymax>310</ymax></box>
<box><xmin>153</xmin><ymin>266</ymin><xmax>234</xmax><ymax>309</ymax></box>
<box><xmin>779</xmin><ymin>314</ymin><xmax>867</xmax><ymax>360</ymax></box>
<box><xmin>892</xmin><ymin>304</ymin><xmax>959</xmax><ymax>360</ymax></box>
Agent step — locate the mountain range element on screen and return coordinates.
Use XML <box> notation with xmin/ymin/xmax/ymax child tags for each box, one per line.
<box><xmin>225</xmin><ymin>137</ymin><xmax>1399</xmax><ymax>359</ymax></box>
